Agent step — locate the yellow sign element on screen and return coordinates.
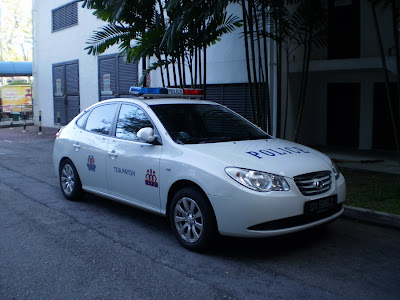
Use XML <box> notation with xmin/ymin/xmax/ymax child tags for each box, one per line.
<box><xmin>1</xmin><ymin>85</ymin><xmax>32</xmax><ymax>112</ymax></box>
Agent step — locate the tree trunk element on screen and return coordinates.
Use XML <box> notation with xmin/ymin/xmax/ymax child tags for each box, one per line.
<box><xmin>203</xmin><ymin>44</ymin><xmax>207</xmax><ymax>97</ymax></box>
<box><xmin>248</xmin><ymin>0</ymin><xmax>261</xmax><ymax>127</ymax></box>
<box><xmin>198</xmin><ymin>47</ymin><xmax>202</xmax><ymax>88</ymax></box>
<box><xmin>172</xmin><ymin>58</ymin><xmax>177</xmax><ymax>87</ymax></box>
<box><xmin>142</xmin><ymin>58</ymin><xmax>147</xmax><ymax>87</ymax></box>
<box><xmin>255</xmin><ymin>2</ymin><xmax>266</xmax><ymax>130</ymax></box>
<box><xmin>275</xmin><ymin>8</ymin><xmax>283</xmax><ymax>137</ymax></box>
<box><xmin>294</xmin><ymin>27</ymin><xmax>313</xmax><ymax>142</ymax></box>
<box><xmin>283</xmin><ymin>51</ymin><xmax>290</xmax><ymax>139</ymax></box>
<box><xmin>262</xmin><ymin>2</ymin><xmax>271</xmax><ymax>133</ymax></box>
<box><xmin>165</xmin><ymin>54</ymin><xmax>171</xmax><ymax>87</ymax></box>
<box><xmin>194</xmin><ymin>45</ymin><xmax>198</xmax><ymax>88</ymax></box>
<box><xmin>182</xmin><ymin>50</ymin><xmax>186</xmax><ymax>88</ymax></box>
<box><xmin>156</xmin><ymin>53</ymin><xmax>165</xmax><ymax>87</ymax></box>
<box><xmin>242</xmin><ymin>0</ymin><xmax>255</xmax><ymax>124</ymax></box>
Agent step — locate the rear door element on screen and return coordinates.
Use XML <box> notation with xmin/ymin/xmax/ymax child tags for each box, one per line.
<box><xmin>72</xmin><ymin>103</ymin><xmax>119</xmax><ymax>193</ymax></box>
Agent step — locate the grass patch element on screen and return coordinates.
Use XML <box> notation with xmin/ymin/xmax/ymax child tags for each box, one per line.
<box><xmin>341</xmin><ymin>168</ymin><xmax>400</xmax><ymax>215</ymax></box>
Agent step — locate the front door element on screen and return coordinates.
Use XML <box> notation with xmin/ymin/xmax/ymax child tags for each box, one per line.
<box><xmin>106</xmin><ymin>104</ymin><xmax>162</xmax><ymax>210</ymax></box>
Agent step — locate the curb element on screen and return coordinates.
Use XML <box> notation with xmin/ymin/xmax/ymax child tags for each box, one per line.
<box><xmin>343</xmin><ymin>205</ymin><xmax>400</xmax><ymax>230</ymax></box>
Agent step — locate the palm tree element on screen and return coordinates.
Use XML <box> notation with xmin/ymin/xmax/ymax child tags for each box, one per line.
<box><xmin>83</xmin><ymin>0</ymin><xmax>241</xmax><ymax>90</ymax></box>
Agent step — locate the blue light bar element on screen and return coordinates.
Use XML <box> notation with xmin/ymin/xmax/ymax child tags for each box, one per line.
<box><xmin>129</xmin><ymin>86</ymin><xmax>205</xmax><ymax>98</ymax></box>
<box><xmin>129</xmin><ymin>87</ymin><xmax>168</xmax><ymax>95</ymax></box>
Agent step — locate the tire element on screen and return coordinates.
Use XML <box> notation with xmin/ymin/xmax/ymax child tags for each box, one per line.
<box><xmin>59</xmin><ymin>159</ymin><xmax>83</xmax><ymax>201</ymax></box>
<box><xmin>169</xmin><ymin>187</ymin><xmax>217</xmax><ymax>251</ymax></box>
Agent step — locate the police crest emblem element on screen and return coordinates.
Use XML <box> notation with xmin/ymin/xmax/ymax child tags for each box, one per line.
<box><xmin>87</xmin><ymin>155</ymin><xmax>96</xmax><ymax>172</ymax></box>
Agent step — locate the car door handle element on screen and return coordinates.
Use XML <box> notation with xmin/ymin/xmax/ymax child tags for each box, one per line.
<box><xmin>73</xmin><ymin>143</ymin><xmax>81</xmax><ymax>151</ymax></box>
<box><xmin>108</xmin><ymin>150</ymin><xmax>118</xmax><ymax>158</ymax></box>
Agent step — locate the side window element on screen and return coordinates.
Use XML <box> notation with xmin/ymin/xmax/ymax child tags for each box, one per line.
<box><xmin>116</xmin><ymin>104</ymin><xmax>153</xmax><ymax>141</ymax></box>
<box><xmin>85</xmin><ymin>104</ymin><xmax>118</xmax><ymax>135</ymax></box>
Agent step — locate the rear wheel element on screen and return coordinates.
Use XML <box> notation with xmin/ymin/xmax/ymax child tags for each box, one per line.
<box><xmin>170</xmin><ymin>187</ymin><xmax>217</xmax><ymax>251</ymax></box>
<box><xmin>60</xmin><ymin>159</ymin><xmax>82</xmax><ymax>201</ymax></box>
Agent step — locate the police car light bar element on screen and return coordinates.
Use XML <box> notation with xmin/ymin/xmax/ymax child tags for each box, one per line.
<box><xmin>129</xmin><ymin>87</ymin><xmax>205</xmax><ymax>98</ymax></box>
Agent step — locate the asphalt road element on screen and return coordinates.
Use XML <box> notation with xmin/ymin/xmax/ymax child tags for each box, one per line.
<box><xmin>0</xmin><ymin>128</ymin><xmax>400</xmax><ymax>300</ymax></box>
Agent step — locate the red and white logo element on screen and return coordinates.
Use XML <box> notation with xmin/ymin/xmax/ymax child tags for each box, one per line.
<box><xmin>145</xmin><ymin>169</ymin><xmax>158</xmax><ymax>188</ymax></box>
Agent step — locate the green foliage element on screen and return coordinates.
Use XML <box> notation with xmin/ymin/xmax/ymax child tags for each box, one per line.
<box><xmin>7</xmin><ymin>81</ymin><xmax>30</xmax><ymax>86</ymax></box>
<box><xmin>85</xmin><ymin>24</ymin><xmax>133</xmax><ymax>56</ymax></box>
<box><xmin>342</xmin><ymin>168</ymin><xmax>400</xmax><ymax>215</ymax></box>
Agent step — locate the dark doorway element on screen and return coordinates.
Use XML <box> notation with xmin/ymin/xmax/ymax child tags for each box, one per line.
<box><xmin>327</xmin><ymin>83</ymin><xmax>360</xmax><ymax>147</ymax></box>
<box><xmin>52</xmin><ymin>60</ymin><xmax>80</xmax><ymax>125</ymax></box>
<box><xmin>328</xmin><ymin>0</ymin><xmax>360</xmax><ymax>59</ymax></box>
<box><xmin>373</xmin><ymin>83</ymin><xmax>399</xmax><ymax>150</ymax></box>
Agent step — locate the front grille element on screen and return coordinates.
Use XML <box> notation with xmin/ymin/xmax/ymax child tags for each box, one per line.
<box><xmin>294</xmin><ymin>171</ymin><xmax>332</xmax><ymax>196</ymax></box>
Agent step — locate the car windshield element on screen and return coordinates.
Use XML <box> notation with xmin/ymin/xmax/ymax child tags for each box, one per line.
<box><xmin>150</xmin><ymin>103</ymin><xmax>270</xmax><ymax>144</ymax></box>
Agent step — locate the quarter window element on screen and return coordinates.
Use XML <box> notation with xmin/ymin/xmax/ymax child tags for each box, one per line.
<box><xmin>76</xmin><ymin>111</ymin><xmax>88</xmax><ymax>128</ymax></box>
<box><xmin>85</xmin><ymin>104</ymin><xmax>117</xmax><ymax>135</ymax></box>
<box><xmin>116</xmin><ymin>104</ymin><xmax>153</xmax><ymax>141</ymax></box>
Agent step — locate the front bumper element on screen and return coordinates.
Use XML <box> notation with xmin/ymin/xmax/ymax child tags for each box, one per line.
<box><xmin>209</xmin><ymin>174</ymin><xmax>346</xmax><ymax>237</ymax></box>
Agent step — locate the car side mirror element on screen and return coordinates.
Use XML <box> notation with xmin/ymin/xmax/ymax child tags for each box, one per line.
<box><xmin>137</xmin><ymin>127</ymin><xmax>156</xmax><ymax>143</ymax></box>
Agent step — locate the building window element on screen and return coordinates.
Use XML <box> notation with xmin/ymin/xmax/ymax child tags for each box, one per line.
<box><xmin>52</xmin><ymin>2</ymin><xmax>78</xmax><ymax>32</ymax></box>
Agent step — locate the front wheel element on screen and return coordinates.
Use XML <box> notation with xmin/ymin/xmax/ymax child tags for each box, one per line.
<box><xmin>59</xmin><ymin>159</ymin><xmax>83</xmax><ymax>201</ymax></box>
<box><xmin>170</xmin><ymin>187</ymin><xmax>217</xmax><ymax>251</ymax></box>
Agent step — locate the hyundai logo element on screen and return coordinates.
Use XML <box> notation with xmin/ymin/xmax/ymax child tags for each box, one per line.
<box><xmin>314</xmin><ymin>180</ymin><xmax>325</xmax><ymax>189</ymax></box>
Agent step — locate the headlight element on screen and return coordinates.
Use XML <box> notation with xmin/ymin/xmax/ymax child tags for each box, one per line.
<box><xmin>225</xmin><ymin>167</ymin><xmax>290</xmax><ymax>192</ymax></box>
<box><xmin>331</xmin><ymin>162</ymin><xmax>341</xmax><ymax>180</ymax></box>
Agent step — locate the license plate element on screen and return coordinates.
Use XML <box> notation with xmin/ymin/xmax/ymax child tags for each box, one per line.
<box><xmin>304</xmin><ymin>196</ymin><xmax>337</xmax><ymax>215</ymax></box>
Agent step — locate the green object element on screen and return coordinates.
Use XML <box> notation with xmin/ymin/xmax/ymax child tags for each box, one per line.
<box><xmin>12</xmin><ymin>112</ymin><xmax>20</xmax><ymax>121</ymax></box>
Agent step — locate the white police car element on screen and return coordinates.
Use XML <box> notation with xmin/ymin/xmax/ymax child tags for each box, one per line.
<box><xmin>53</xmin><ymin>87</ymin><xmax>346</xmax><ymax>250</ymax></box>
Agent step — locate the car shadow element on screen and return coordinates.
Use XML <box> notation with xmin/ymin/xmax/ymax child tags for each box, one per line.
<box><xmin>78</xmin><ymin>192</ymin><xmax>333</xmax><ymax>258</ymax></box>
<box><xmin>208</xmin><ymin>225</ymin><xmax>332</xmax><ymax>258</ymax></box>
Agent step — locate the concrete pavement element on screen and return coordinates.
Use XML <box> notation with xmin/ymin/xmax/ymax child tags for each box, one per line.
<box><xmin>321</xmin><ymin>146</ymin><xmax>400</xmax><ymax>175</ymax></box>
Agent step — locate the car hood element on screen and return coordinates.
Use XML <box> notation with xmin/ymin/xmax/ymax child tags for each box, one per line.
<box><xmin>184</xmin><ymin>138</ymin><xmax>332</xmax><ymax>178</ymax></box>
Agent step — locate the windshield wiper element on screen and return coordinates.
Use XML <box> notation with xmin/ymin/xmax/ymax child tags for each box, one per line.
<box><xmin>198</xmin><ymin>137</ymin><xmax>233</xmax><ymax>143</ymax></box>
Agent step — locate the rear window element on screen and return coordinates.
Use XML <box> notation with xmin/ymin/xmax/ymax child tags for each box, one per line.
<box><xmin>85</xmin><ymin>104</ymin><xmax>118</xmax><ymax>135</ymax></box>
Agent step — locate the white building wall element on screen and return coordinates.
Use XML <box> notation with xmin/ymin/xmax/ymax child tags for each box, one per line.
<box><xmin>33</xmin><ymin>0</ymin><xmax>122</xmax><ymax>127</ymax></box>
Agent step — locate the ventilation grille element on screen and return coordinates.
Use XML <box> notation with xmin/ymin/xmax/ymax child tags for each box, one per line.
<box><xmin>52</xmin><ymin>2</ymin><xmax>78</xmax><ymax>32</ymax></box>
